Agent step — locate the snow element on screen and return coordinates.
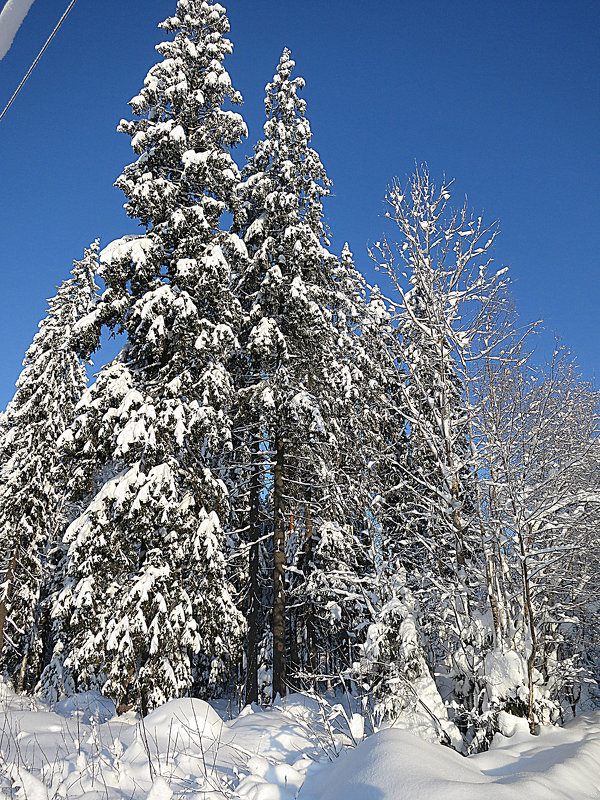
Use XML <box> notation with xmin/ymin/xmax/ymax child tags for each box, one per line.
<box><xmin>484</xmin><ymin>648</ymin><xmax>529</xmax><ymax>706</ymax></box>
<box><xmin>99</xmin><ymin>235</ymin><xmax>156</xmax><ymax>267</ymax></box>
<box><xmin>0</xmin><ymin>685</ymin><xmax>598</xmax><ymax>799</ymax></box>
<box><xmin>0</xmin><ymin>0</ymin><xmax>36</xmax><ymax>61</ymax></box>
<box><xmin>300</xmin><ymin>716</ymin><xmax>600</xmax><ymax>800</ymax></box>
<box><xmin>54</xmin><ymin>690</ymin><xmax>116</xmax><ymax>724</ymax></box>
<box><xmin>182</xmin><ymin>148</ymin><xmax>210</xmax><ymax>169</ymax></box>
<box><xmin>170</xmin><ymin>124</ymin><xmax>186</xmax><ymax>143</ymax></box>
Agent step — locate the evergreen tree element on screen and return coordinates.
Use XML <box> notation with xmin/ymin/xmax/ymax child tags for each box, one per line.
<box><xmin>234</xmin><ymin>49</ymin><xmax>348</xmax><ymax>699</ymax></box>
<box><xmin>0</xmin><ymin>243</ymin><xmax>99</xmax><ymax>691</ymax></box>
<box><xmin>356</xmin><ymin>567</ymin><xmax>460</xmax><ymax>746</ymax></box>
<box><xmin>312</xmin><ymin>246</ymin><xmax>401</xmax><ymax>687</ymax></box>
<box><xmin>49</xmin><ymin>0</ymin><xmax>246</xmax><ymax>710</ymax></box>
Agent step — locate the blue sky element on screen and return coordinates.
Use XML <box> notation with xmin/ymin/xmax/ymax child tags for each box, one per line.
<box><xmin>0</xmin><ymin>0</ymin><xmax>598</xmax><ymax>408</ymax></box>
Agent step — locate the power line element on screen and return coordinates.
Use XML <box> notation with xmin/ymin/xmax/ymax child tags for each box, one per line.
<box><xmin>0</xmin><ymin>0</ymin><xmax>79</xmax><ymax>125</ymax></box>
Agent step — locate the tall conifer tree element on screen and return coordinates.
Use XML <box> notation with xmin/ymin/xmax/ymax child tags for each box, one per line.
<box><xmin>0</xmin><ymin>243</ymin><xmax>99</xmax><ymax>691</ymax></box>
<box><xmin>234</xmin><ymin>49</ymin><xmax>346</xmax><ymax>698</ymax></box>
<box><xmin>50</xmin><ymin>0</ymin><xmax>246</xmax><ymax>710</ymax></box>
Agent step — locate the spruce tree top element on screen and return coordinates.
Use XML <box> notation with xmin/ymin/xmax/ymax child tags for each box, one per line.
<box><xmin>3</xmin><ymin>242</ymin><xmax>99</xmax><ymax>452</ymax></box>
<box><xmin>116</xmin><ymin>0</ymin><xmax>246</xmax><ymax>240</ymax></box>
<box><xmin>99</xmin><ymin>0</ymin><xmax>247</xmax><ymax>379</ymax></box>
<box><xmin>239</xmin><ymin>48</ymin><xmax>332</xmax><ymax>272</ymax></box>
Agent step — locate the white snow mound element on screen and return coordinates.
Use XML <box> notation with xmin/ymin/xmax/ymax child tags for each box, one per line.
<box><xmin>0</xmin><ymin>684</ymin><xmax>598</xmax><ymax>799</ymax></box>
<box><xmin>121</xmin><ymin>697</ymin><xmax>233</xmax><ymax>765</ymax></box>
<box><xmin>54</xmin><ymin>690</ymin><xmax>116</xmax><ymax>724</ymax></box>
<box><xmin>299</xmin><ymin>715</ymin><xmax>600</xmax><ymax>800</ymax></box>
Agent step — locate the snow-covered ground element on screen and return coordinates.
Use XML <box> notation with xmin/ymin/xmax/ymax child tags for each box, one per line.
<box><xmin>0</xmin><ymin>684</ymin><xmax>598</xmax><ymax>800</ymax></box>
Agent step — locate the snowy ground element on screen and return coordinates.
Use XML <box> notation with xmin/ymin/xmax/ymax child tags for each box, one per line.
<box><xmin>0</xmin><ymin>684</ymin><xmax>598</xmax><ymax>800</ymax></box>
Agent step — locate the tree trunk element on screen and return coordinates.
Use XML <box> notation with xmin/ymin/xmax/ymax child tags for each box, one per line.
<box><xmin>520</xmin><ymin>526</ymin><xmax>537</xmax><ymax>735</ymax></box>
<box><xmin>288</xmin><ymin>611</ymin><xmax>300</xmax><ymax>693</ymax></box>
<box><xmin>304</xmin><ymin>495</ymin><xmax>316</xmax><ymax>681</ymax></box>
<box><xmin>272</xmin><ymin>432</ymin><xmax>287</xmax><ymax>699</ymax></box>
<box><xmin>0</xmin><ymin>549</ymin><xmax>18</xmax><ymax>657</ymax></box>
<box><xmin>245</xmin><ymin>430</ymin><xmax>261</xmax><ymax>705</ymax></box>
<box><xmin>16</xmin><ymin>649</ymin><xmax>28</xmax><ymax>694</ymax></box>
<box><xmin>288</xmin><ymin>506</ymin><xmax>301</xmax><ymax>692</ymax></box>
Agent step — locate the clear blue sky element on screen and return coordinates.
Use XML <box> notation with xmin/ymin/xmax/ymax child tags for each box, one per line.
<box><xmin>0</xmin><ymin>0</ymin><xmax>598</xmax><ymax>408</ymax></box>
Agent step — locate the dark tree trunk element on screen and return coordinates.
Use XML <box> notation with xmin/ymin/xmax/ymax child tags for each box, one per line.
<box><xmin>521</xmin><ymin>526</ymin><xmax>538</xmax><ymax>736</ymax></box>
<box><xmin>288</xmin><ymin>504</ymin><xmax>301</xmax><ymax>692</ymax></box>
<box><xmin>272</xmin><ymin>431</ymin><xmax>287</xmax><ymax>698</ymax></box>
<box><xmin>245</xmin><ymin>428</ymin><xmax>261</xmax><ymax>705</ymax></box>
<box><xmin>288</xmin><ymin>610</ymin><xmax>300</xmax><ymax>692</ymax></box>
<box><xmin>304</xmin><ymin>495</ymin><xmax>316</xmax><ymax>681</ymax></box>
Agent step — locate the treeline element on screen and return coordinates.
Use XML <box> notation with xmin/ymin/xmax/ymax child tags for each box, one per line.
<box><xmin>0</xmin><ymin>0</ymin><xmax>598</xmax><ymax>753</ymax></box>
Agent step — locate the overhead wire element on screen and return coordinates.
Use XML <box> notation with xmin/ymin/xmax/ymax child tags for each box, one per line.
<box><xmin>0</xmin><ymin>0</ymin><xmax>79</xmax><ymax>125</ymax></box>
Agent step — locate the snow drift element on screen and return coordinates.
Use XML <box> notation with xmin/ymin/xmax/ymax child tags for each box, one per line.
<box><xmin>0</xmin><ymin>684</ymin><xmax>599</xmax><ymax>799</ymax></box>
<box><xmin>300</xmin><ymin>717</ymin><xmax>600</xmax><ymax>800</ymax></box>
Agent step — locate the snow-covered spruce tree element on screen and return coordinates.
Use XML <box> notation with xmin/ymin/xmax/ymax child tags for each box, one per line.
<box><xmin>234</xmin><ymin>49</ymin><xmax>358</xmax><ymax>700</ymax></box>
<box><xmin>355</xmin><ymin>567</ymin><xmax>462</xmax><ymax>747</ymax></box>
<box><xmin>0</xmin><ymin>243</ymin><xmax>100</xmax><ymax>692</ymax></box>
<box><xmin>330</xmin><ymin>246</ymin><xmax>395</xmax><ymax>546</ymax></box>
<box><xmin>48</xmin><ymin>0</ymin><xmax>246</xmax><ymax>711</ymax></box>
<box><xmin>324</xmin><ymin>247</ymin><xmax>406</xmax><ymax>682</ymax></box>
<box><xmin>371</xmin><ymin>168</ymin><xmax>510</xmax><ymax>750</ymax></box>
